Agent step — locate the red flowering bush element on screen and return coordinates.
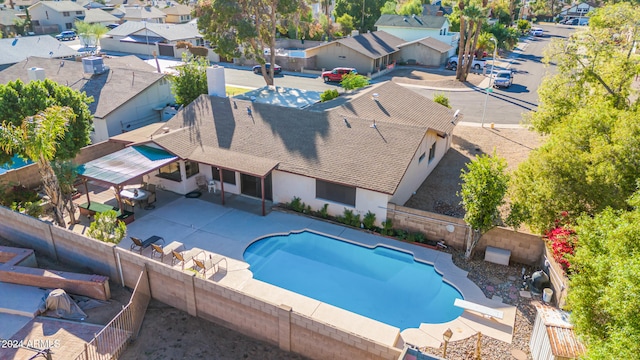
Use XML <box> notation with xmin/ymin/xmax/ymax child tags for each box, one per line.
<box><xmin>545</xmin><ymin>225</ymin><xmax>577</xmax><ymax>273</ymax></box>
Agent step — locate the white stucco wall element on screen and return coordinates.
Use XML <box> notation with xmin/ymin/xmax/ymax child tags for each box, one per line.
<box><xmin>91</xmin><ymin>78</ymin><xmax>174</xmax><ymax>143</ymax></box>
<box><xmin>197</xmin><ymin>165</ymin><xmax>241</xmax><ymax>194</ymax></box>
<box><xmin>390</xmin><ymin>130</ymin><xmax>451</xmax><ymax>205</ymax></box>
<box><xmin>308</xmin><ymin>43</ymin><xmax>376</xmax><ymax>75</ymax></box>
<box><xmin>272</xmin><ymin>170</ymin><xmax>390</xmax><ymax>225</ymax></box>
<box><xmin>29</xmin><ymin>5</ymin><xmax>84</xmax><ymax>31</ymax></box>
<box><xmin>399</xmin><ymin>43</ymin><xmax>449</xmax><ymax>66</ymax></box>
<box><xmin>376</xmin><ymin>26</ymin><xmax>458</xmax><ymax>56</ymax></box>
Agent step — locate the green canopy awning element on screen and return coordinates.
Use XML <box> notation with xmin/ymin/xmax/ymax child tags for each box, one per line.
<box><xmin>78</xmin><ymin>145</ymin><xmax>178</xmax><ymax>186</ymax></box>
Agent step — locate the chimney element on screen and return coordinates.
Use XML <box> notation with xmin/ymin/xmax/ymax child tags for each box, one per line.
<box><xmin>206</xmin><ymin>65</ymin><xmax>226</xmax><ymax>97</ymax></box>
<box><xmin>436</xmin><ymin>10</ymin><xmax>443</xmax><ymax>16</ymax></box>
<box><xmin>27</xmin><ymin>67</ymin><xmax>45</xmax><ymax>82</ymax></box>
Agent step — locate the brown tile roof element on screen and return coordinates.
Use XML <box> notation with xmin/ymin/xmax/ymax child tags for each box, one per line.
<box><xmin>0</xmin><ymin>56</ymin><xmax>164</xmax><ymax>119</ymax></box>
<box><xmin>149</xmin><ymin>82</ymin><xmax>458</xmax><ymax>195</ymax></box>
<box><xmin>161</xmin><ymin>4</ymin><xmax>192</xmax><ymax>15</ymax></box>
<box><xmin>334</xmin><ymin>31</ymin><xmax>404</xmax><ymax>59</ymax></box>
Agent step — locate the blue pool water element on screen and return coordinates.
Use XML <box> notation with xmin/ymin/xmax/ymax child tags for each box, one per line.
<box><xmin>244</xmin><ymin>231</ymin><xmax>464</xmax><ymax>330</ymax></box>
<box><xmin>0</xmin><ymin>155</ymin><xmax>32</xmax><ymax>175</ymax></box>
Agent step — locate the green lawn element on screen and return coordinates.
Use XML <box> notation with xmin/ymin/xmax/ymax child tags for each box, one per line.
<box><xmin>226</xmin><ymin>86</ymin><xmax>252</xmax><ymax>96</ymax></box>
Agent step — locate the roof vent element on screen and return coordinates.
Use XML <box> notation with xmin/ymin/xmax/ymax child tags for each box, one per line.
<box><xmin>82</xmin><ymin>56</ymin><xmax>108</xmax><ymax>74</ymax></box>
<box><xmin>27</xmin><ymin>67</ymin><xmax>45</xmax><ymax>82</ymax></box>
<box><xmin>162</xmin><ymin>126</ymin><xmax>170</xmax><ymax>133</ymax></box>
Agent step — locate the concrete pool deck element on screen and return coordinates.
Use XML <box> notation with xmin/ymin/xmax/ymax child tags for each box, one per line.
<box><xmin>70</xmin><ymin>190</ymin><xmax>515</xmax><ymax>350</ymax></box>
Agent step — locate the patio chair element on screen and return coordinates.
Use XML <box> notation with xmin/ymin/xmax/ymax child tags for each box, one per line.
<box><xmin>130</xmin><ymin>236</ymin><xmax>164</xmax><ymax>254</ymax></box>
<box><xmin>123</xmin><ymin>198</ymin><xmax>136</xmax><ymax>213</ymax></box>
<box><xmin>195</xmin><ymin>175</ymin><xmax>207</xmax><ymax>192</ymax></box>
<box><xmin>151</xmin><ymin>241</ymin><xmax>183</xmax><ymax>262</ymax></box>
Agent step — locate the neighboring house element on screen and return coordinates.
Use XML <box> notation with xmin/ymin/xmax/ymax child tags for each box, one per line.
<box><xmin>83</xmin><ymin>8</ymin><xmax>119</xmax><ymax>25</ymax></box>
<box><xmin>113</xmin><ymin>78</ymin><xmax>458</xmax><ymax>224</ymax></box>
<box><xmin>162</xmin><ymin>4</ymin><xmax>192</xmax><ymax>24</ymax></box>
<box><xmin>12</xmin><ymin>0</ymin><xmax>38</xmax><ymax>11</ymax></box>
<box><xmin>0</xmin><ymin>56</ymin><xmax>175</xmax><ymax>142</ymax></box>
<box><xmin>0</xmin><ymin>8</ymin><xmax>22</xmax><ymax>37</ymax></box>
<box><xmin>100</xmin><ymin>21</ymin><xmax>211</xmax><ymax>60</ymax></box>
<box><xmin>397</xmin><ymin>37</ymin><xmax>453</xmax><ymax>66</ymax></box>
<box><xmin>422</xmin><ymin>3</ymin><xmax>452</xmax><ymax>16</ymax></box>
<box><xmin>0</xmin><ymin>36</ymin><xmax>76</xmax><ymax>70</ymax></box>
<box><xmin>557</xmin><ymin>2</ymin><xmax>597</xmax><ymax>19</ymax></box>
<box><xmin>374</xmin><ymin>14</ymin><xmax>459</xmax><ymax>56</ymax></box>
<box><xmin>306</xmin><ymin>31</ymin><xmax>404</xmax><ymax>75</ymax></box>
<box><xmin>119</xmin><ymin>5</ymin><xmax>166</xmax><ymax>23</ymax></box>
<box><xmin>28</xmin><ymin>1</ymin><xmax>86</xmax><ymax>33</ymax></box>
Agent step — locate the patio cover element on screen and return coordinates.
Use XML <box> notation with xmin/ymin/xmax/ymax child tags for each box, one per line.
<box><xmin>78</xmin><ymin>145</ymin><xmax>178</xmax><ymax>186</ymax></box>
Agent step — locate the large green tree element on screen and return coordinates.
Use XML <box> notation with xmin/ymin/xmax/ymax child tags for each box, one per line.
<box><xmin>455</xmin><ymin>0</ymin><xmax>488</xmax><ymax>82</ymax></box>
<box><xmin>567</xmin><ymin>190</ymin><xmax>640</xmax><ymax>358</ymax></box>
<box><xmin>0</xmin><ymin>106</ymin><xmax>75</xmax><ymax>227</ymax></box>
<box><xmin>74</xmin><ymin>21</ymin><xmax>109</xmax><ymax>49</ymax></box>
<box><xmin>458</xmin><ymin>151</ymin><xmax>509</xmax><ymax>258</ymax></box>
<box><xmin>169</xmin><ymin>53</ymin><xmax>209</xmax><ymax>106</ymax></box>
<box><xmin>333</xmin><ymin>0</ymin><xmax>386</xmax><ymax>33</ymax></box>
<box><xmin>195</xmin><ymin>0</ymin><xmax>308</xmax><ymax>86</ymax></box>
<box><xmin>530</xmin><ymin>2</ymin><xmax>640</xmax><ymax>134</ymax></box>
<box><xmin>0</xmin><ymin>79</ymin><xmax>93</xmax><ymax>166</ymax></box>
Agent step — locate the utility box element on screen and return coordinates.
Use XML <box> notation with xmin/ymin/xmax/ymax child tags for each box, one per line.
<box><xmin>484</xmin><ymin>246</ymin><xmax>511</xmax><ymax>265</ymax></box>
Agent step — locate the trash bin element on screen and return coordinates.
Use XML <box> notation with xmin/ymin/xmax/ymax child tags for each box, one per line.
<box><xmin>543</xmin><ymin>288</ymin><xmax>553</xmax><ymax>303</ymax></box>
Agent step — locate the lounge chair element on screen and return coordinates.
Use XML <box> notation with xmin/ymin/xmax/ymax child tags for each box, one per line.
<box><xmin>130</xmin><ymin>236</ymin><xmax>164</xmax><ymax>254</ymax></box>
<box><xmin>193</xmin><ymin>254</ymin><xmax>228</xmax><ymax>277</ymax></box>
<box><xmin>151</xmin><ymin>242</ymin><xmax>183</xmax><ymax>262</ymax></box>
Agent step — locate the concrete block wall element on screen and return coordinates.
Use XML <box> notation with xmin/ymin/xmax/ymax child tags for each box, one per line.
<box><xmin>543</xmin><ymin>246</ymin><xmax>569</xmax><ymax>308</ymax></box>
<box><xmin>386</xmin><ymin>203</ymin><xmax>468</xmax><ymax>248</ymax></box>
<box><xmin>477</xmin><ymin>227</ymin><xmax>544</xmax><ymax>265</ymax></box>
<box><xmin>0</xmin><ymin>205</ymin><xmax>399</xmax><ymax>360</ymax></box>
<box><xmin>386</xmin><ymin>203</ymin><xmax>544</xmax><ymax>266</ymax></box>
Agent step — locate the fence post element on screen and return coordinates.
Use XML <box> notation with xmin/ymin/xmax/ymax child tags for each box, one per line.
<box><xmin>277</xmin><ymin>304</ymin><xmax>292</xmax><ymax>352</ymax></box>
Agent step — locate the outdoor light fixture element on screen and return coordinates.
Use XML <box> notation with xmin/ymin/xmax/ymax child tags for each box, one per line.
<box><xmin>442</xmin><ymin>328</ymin><xmax>453</xmax><ymax>357</ymax></box>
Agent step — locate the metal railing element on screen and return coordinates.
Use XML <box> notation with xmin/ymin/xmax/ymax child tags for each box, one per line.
<box><xmin>73</xmin><ymin>267</ymin><xmax>150</xmax><ymax>360</ymax></box>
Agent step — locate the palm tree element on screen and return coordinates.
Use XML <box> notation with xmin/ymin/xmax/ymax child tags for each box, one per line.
<box><xmin>0</xmin><ymin>106</ymin><xmax>75</xmax><ymax>226</ymax></box>
<box><xmin>455</xmin><ymin>0</ymin><xmax>467</xmax><ymax>80</ymax></box>
<box><xmin>462</xmin><ymin>4</ymin><xmax>486</xmax><ymax>79</ymax></box>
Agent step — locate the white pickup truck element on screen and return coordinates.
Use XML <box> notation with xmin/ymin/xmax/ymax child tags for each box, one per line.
<box><xmin>447</xmin><ymin>55</ymin><xmax>486</xmax><ymax>70</ymax></box>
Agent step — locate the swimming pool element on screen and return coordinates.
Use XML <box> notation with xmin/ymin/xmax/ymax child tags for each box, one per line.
<box><xmin>0</xmin><ymin>155</ymin><xmax>32</xmax><ymax>175</ymax></box>
<box><xmin>244</xmin><ymin>231</ymin><xmax>463</xmax><ymax>330</ymax></box>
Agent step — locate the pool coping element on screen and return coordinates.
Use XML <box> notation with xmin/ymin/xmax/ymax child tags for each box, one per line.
<box><xmin>227</xmin><ymin>228</ymin><xmax>516</xmax><ymax>349</ymax></box>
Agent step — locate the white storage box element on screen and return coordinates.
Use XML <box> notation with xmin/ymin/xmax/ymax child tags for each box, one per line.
<box><xmin>484</xmin><ymin>246</ymin><xmax>511</xmax><ymax>265</ymax></box>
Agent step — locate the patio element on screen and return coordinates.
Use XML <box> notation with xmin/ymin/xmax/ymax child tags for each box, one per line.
<box><xmin>65</xmin><ymin>182</ymin><xmax>516</xmax><ymax>350</ymax></box>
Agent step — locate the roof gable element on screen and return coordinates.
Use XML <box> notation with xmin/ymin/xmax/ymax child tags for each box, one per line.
<box><xmin>31</xmin><ymin>1</ymin><xmax>86</xmax><ymax>12</ymax></box>
<box><xmin>375</xmin><ymin>14</ymin><xmax>448</xmax><ymax>29</ymax></box>
<box><xmin>398</xmin><ymin>36</ymin><xmax>453</xmax><ymax>53</ymax></box>
<box><xmin>334</xmin><ymin>31</ymin><xmax>404</xmax><ymax>59</ymax></box>
<box><xmin>0</xmin><ymin>36</ymin><xmax>76</xmax><ymax>67</ymax></box>
<box><xmin>162</xmin><ymin>4</ymin><xmax>192</xmax><ymax>15</ymax></box>
<box><xmin>83</xmin><ymin>8</ymin><xmax>119</xmax><ymax>23</ymax></box>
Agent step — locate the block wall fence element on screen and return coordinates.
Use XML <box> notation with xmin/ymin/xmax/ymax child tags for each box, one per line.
<box><xmin>0</xmin><ymin>206</ymin><xmax>401</xmax><ymax>360</ymax></box>
<box><xmin>0</xmin><ymin>141</ymin><xmax>125</xmax><ymax>190</ymax></box>
<box><xmin>386</xmin><ymin>203</ymin><xmax>545</xmax><ymax>265</ymax></box>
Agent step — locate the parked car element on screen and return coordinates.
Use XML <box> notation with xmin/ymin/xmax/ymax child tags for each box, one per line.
<box><xmin>55</xmin><ymin>30</ymin><xmax>77</xmax><ymax>41</ymax></box>
<box><xmin>530</xmin><ymin>27</ymin><xmax>543</xmax><ymax>37</ymax></box>
<box><xmin>322</xmin><ymin>67</ymin><xmax>357</xmax><ymax>82</ymax></box>
<box><xmin>563</xmin><ymin>18</ymin><xmax>579</xmax><ymax>25</ymax></box>
<box><xmin>493</xmin><ymin>70</ymin><xmax>514</xmax><ymax>88</ymax></box>
<box><xmin>447</xmin><ymin>55</ymin><xmax>486</xmax><ymax>70</ymax></box>
<box><xmin>252</xmin><ymin>63</ymin><xmax>282</xmax><ymax>75</ymax></box>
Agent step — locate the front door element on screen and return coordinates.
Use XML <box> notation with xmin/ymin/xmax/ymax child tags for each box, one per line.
<box><xmin>240</xmin><ymin>173</ymin><xmax>272</xmax><ymax>200</ymax></box>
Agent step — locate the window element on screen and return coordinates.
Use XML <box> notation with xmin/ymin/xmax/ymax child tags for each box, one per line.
<box><xmin>65</xmin><ymin>23</ymin><xmax>73</xmax><ymax>29</ymax></box>
<box><xmin>157</xmin><ymin>162</ymin><xmax>181</xmax><ymax>181</ymax></box>
<box><xmin>418</xmin><ymin>152</ymin><xmax>426</xmax><ymax>163</ymax></box>
<box><xmin>428</xmin><ymin>142</ymin><xmax>436</xmax><ymax>162</ymax></box>
<box><xmin>184</xmin><ymin>161</ymin><xmax>199</xmax><ymax>178</ymax></box>
<box><xmin>157</xmin><ymin>161</ymin><xmax>198</xmax><ymax>181</ymax></box>
<box><xmin>63</xmin><ymin>11</ymin><xmax>70</xmax><ymax>17</ymax></box>
<box><xmin>316</xmin><ymin>180</ymin><xmax>356</xmax><ymax>207</ymax></box>
<box><xmin>212</xmin><ymin>168</ymin><xmax>236</xmax><ymax>185</ymax></box>
<box><xmin>76</xmin><ymin>11</ymin><xmax>83</xmax><ymax>15</ymax></box>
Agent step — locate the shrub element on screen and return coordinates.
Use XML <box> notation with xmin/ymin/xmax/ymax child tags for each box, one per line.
<box><xmin>545</xmin><ymin>226</ymin><xmax>577</xmax><ymax>273</ymax></box>
<box><xmin>320</xmin><ymin>89</ymin><xmax>339</xmax><ymax>102</ymax></box>
<box><xmin>362</xmin><ymin>211</ymin><xmax>376</xmax><ymax>230</ymax></box>
<box><xmin>318</xmin><ymin>203</ymin><xmax>329</xmax><ymax>219</ymax></box>
<box><xmin>10</xmin><ymin>201</ymin><xmax>43</xmax><ymax>218</ymax></box>
<box><xmin>433</xmin><ymin>93</ymin><xmax>451</xmax><ymax>108</ymax></box>
<box><xmin>413</xmin><ymin>231</ymin><xmax>426</xmax><ymax>243</ymax></box>
<box><xmin>1</xmin><ymin>185</ymin><xmax>40</xmax><ymax>205</ymax></box>
<box><xmin>341</xmin><ymin>208</ymin><xmax>360</xmax><ymax>227</ymax></box>
<box><xmin>395</xmin><ymin>229</ymin><xmax>408</xmax><ymax>240</ymax></box>
<box><xmin>381</xmin><ymin>219</ymin><xmax>394</xmax><ymax>236</ymax></box>
<box><xmin>340</xmin><ymin>73</ymin><xmax>369</xmax><ymax>90</ymax></box>
<box><xmin>289</xmin><ymin>196</ymin><xmax>304</xmax><ymax>212</ymax></box>
<box><xmin>87</xmin><ymin>210</ymin><xmax>126</xmax><ymax>244</ymax></box>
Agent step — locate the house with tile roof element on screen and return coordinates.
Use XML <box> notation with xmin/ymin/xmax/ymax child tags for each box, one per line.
<box><xmin>0</xmin><ymin>36</ymin><xmax>76</xmax><ymax>70</ymax></box>
<box><xmin>374</xmin><ymin>14</ymin><xmax>459</xmax><ymax>57</ymax></box>
<box><xmin>397</xmin><ymin>37</ymin><xmax>453</xmax><ymax>66</ymax></box>
<box><xmin>113</xmin><ymin>78</ymin><xmax>459</xmax><ymax>223</ymax></box>
<box><xmin>11</xmin><ymin>0</ymin><xmax>38</xmax><ymax>11</ymax></box>
<box><xmin>28</xmin><ymin>1</ymin><xmax>86</xmax><ymax>33</ymax></box>
<box><xmin>162</xmin><ymin>4</ymin><xmax>192</xmax><ymax>24</ymax></box>
<box><xmin>306</xmin><ymin>31</ymin><xmax>405</xmax><ymax>76</ymax></box>
<box><xmin>100</xmin><ymin>21</ymin><xmax>213</xmax><ymax>60</ymax></box>
<box><xmin>0</xmin><ymin>8</ymin><xmax>22</xmax><ymax>37</ymax></box>
<box><xmin>0</xmin><ymin>56</ymin><xmax>174</xmax><ymax>143</ymax></box>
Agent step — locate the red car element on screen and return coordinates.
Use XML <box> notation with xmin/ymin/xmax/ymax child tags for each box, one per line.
<box><xmin>321</xmin><ymin>67</ymin><xmax>357</xmax><ymax>82</ymax></box>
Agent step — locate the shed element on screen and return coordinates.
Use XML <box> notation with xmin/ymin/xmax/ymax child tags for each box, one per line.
<box><xmin>530</xmin><ymin>303</ymin><xmax>585</xmax><ymax>360</ymax></box>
